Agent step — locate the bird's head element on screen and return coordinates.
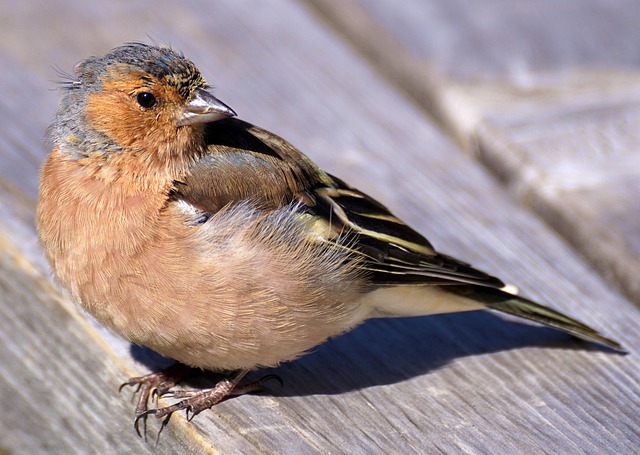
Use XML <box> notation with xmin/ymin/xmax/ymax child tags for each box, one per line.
<box><xmin>51</xmin><ymin>42</ymin><xmax>235</xmax><ymax>174</ymax></box>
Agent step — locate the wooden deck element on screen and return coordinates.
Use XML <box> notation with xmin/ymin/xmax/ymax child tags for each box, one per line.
<box><xmin>1</xmin><ymin>1</ymin><xmax>639</xmax><ymax>453</ymax></box>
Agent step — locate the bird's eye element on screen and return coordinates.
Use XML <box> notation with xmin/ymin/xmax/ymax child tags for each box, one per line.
<box><xmin>136</xmin><ymin>92</ymin><xmax>157</xmax><ymax>109</ymax></box>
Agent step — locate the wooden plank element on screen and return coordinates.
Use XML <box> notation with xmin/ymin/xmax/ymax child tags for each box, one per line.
<box><xmin>0</xmin><ymin>0</ymin><xmax>639</xmax><ymax>453</ymax></box>
<box><xmin>308</xmin><ymin>0</ymin><xmax>640</xmax><ymax>304</ymax></box>
<box><xmin>477</xmin><ymin>100</ymin><xmax>640</xmax><ymax>301</ymax></box>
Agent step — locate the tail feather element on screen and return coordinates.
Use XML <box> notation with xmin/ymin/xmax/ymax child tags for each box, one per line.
<box><xmin>459</xmin><ymin>286</ymin><xmax>625</xmax><ymax>352</ymax></box>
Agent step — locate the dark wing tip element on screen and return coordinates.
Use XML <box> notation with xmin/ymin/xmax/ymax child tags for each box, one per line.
<box><xmin>467</xmin><ymin>286</ymin><xmax>626</xmax><ymax>353</ymax></box>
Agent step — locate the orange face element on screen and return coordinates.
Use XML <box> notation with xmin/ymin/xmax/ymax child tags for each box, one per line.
<box><xmin>60</xmin><ymin>66</ymin><xmax>208</xmax><ymax>193</ymax></box>
<box><xmin>86</xmin><ymin>66</ymin><xmax>185</xmax><ymax>145</ymax></box>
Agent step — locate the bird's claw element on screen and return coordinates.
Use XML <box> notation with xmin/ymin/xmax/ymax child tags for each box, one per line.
<box><xmin>125</xmin><ymin>369</ymin><xmax>277</xmax><ymax>439</ymax></box>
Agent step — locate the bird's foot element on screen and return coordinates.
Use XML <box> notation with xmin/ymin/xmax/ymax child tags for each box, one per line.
<box><xmin>119</xmin><ymin>362</ymin><xmax>192</xmax><ymax>437</ymax></box>
<box><xmin>131</xmin><ymin>370</ymin><xmax>280</xmax><ymax>438</ymax></box>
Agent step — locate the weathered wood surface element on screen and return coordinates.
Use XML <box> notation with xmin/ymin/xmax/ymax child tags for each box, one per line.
<box><xmin>309</xmin><ymin>0</ymin><xmax>640</xmax><ymax>304</ymax></box>
<box><xmin>1</xmin><ymin>1</ymin><xmax>638</xmax><ymax>453</ymax></box>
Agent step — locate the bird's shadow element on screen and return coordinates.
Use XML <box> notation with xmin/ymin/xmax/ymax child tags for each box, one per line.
<box><xmin>129</xmin><ymin>311</ymin><xmax>615</xmax><ymax>398</ymax></box>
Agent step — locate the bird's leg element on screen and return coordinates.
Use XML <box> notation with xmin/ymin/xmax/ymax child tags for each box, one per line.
<box><xmin>120</xmin><ymin>362</ymin><xmax>192</xmax><ymax>417</ymax></box>
<box><xmin>166</xmin><ymin>373</ymin><xmax>283</xmax><ymax>399</ymax></box>
<box><xmin>134</xmin><ymin>369</ymin><xmax>261</xmax><ymax>430</ymax></box>
<box><xmin>128</xmin><ymin>367</ymin><xmax>281</xmax><ymax>437</ymax></box>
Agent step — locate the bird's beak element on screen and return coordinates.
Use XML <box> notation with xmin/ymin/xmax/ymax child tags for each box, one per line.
<box><xmin>178</xmin><ymin>88</ymin><xmax>237</xmax><ymax>126</ymax></box>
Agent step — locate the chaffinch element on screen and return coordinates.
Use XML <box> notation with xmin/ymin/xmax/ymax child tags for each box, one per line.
<box><xmin>37</xmin><ymin>43</ymin><xmax>623</xmax><ymax>430</ymax></box>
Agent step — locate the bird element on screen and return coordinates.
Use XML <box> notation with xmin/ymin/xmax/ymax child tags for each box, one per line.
<box><xmin>37</xmin><ymin>42</ymin><xmax>623</xmax><ymax>430</ymax></box>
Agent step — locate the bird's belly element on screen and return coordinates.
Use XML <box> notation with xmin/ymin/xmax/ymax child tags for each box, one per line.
<box><xmin>100</xmin><ymin>257</ymin><xmax>370</xmax><ymax>371</ymax></box>
<box><xmin>77</xmin><ymin>203</ymin><xmax>370</xmax><ymax>371</ymax></box>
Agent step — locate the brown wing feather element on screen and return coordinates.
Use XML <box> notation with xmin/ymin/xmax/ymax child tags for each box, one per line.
<box><xmin>310</xmin><ymin>176</ymin><xmax>505</xmax><ymax>288</ymax></box>
<box><xmin>172</xmin><ymin>119</ymin><xmax>504</xmax><ymax>289</ymax></box>
<box><xmin>173</xmin><ymin>118</ymin><xmax>324</xmax><ymax>211</ymax></box>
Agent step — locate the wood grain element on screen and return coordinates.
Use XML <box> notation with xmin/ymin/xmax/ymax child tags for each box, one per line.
<box><xmin>0</xmin><ymin>0</ymin><xmax>638</xmax><ymax>453</ymax></box>
<box><xmin>309</xmin><ymin>0</ymin><xmax>640</xmax><ymax>305</ymax></box>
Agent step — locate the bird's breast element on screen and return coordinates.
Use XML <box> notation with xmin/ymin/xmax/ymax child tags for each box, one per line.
<box><xmin>37</xmin><ymin>153</ymin><xmax>370</xmax><ymax>370</ymax></box>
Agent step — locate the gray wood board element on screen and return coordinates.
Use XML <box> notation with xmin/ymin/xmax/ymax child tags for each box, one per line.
<box><xmin>0</xmin><ymin>0</ymin><xmax>638</xmax><ymax>453</ymax></box>
<box><xmin>308</xmin><ymin>0</ymin><xmax>640</xmax><ymax>305</ymax></box>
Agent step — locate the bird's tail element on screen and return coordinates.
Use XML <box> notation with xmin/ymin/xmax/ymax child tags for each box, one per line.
<box><xmin>459</xmin><ymin>286</ymin><xmax>625</xmax><ymax>352</ymax></box>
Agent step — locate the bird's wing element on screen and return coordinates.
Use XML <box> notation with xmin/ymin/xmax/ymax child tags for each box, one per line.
<box><xmin>175</xmin><ymin>118</ymin><xmax>503</xmax><ymax>288</ymax></box>
<box><xmin>173</xmin><ymin>118</ymin><xmax>323</xmax><ymax>213</ymax></box>
<box><xmin>172</xmin><ymin>119</ymin><xmax>624</xmax><ymax>352</ymax></box>
<box><xmin>306</xmin><ymin>174</ymin><xmax>505</xmax><ymax>288</ymax></box>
